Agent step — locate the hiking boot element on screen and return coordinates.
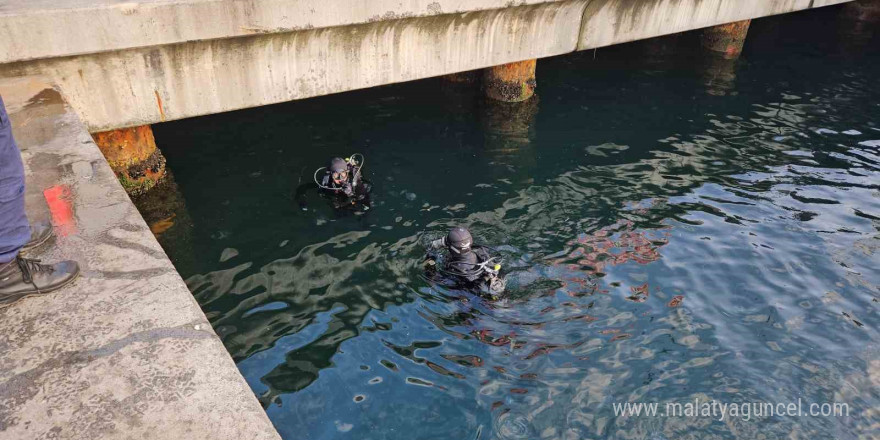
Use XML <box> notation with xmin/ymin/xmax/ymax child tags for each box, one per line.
<box><xmin>0</xmin><ymin>256</ymin><xmax>79</xmax><ymax>308</ymax></box>
<box><xmin>22</xmin><ymin>221</ymin><xmax>53</xmax><ymax>252</ymax></box>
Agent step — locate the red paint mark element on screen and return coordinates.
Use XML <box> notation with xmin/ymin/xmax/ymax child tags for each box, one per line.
<box><xmin>43</xmin><ymin>185</ymin><xmax>76</xmax><ymax>237</ymax></box>
<box><xmin>668</xmin><ymin>295</ymin><xmax>685</xmax><ymax>308</ymax></box>
<box><xmin>510</xmin><ymin>388</ymin><xmax>528</xmax><ymax>394</ymax></box>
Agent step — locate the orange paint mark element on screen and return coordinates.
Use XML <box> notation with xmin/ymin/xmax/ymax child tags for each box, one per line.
<box><xmin>667</xmin><ymin>295</ymin><xmax>685</xmax><ymax>308</ymax></box>
<box><xmin>43</xmin><ymin>185</ymin><xmax>77</xmax><ymax>237</ymax></box>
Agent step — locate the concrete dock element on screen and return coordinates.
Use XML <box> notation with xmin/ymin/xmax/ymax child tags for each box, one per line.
<box><xmin>0</xmin><ymin>0</ymin><xmax>853</xmax><ymax>132</ymax></box>
<box><xmin>0</xmin><ymin>77</ymin><xmax>280</xmax><ymax>440</ymax></box>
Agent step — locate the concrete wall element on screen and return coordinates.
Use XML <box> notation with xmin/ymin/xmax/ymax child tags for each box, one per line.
<box><xmin>0</xmin><ymin>0</ymin><xmax>851</xmax><ymax>132</ymax></box>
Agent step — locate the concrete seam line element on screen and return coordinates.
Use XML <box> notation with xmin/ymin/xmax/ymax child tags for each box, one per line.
<box><xmin>574</xmin><ymin>0</ymin><xmax>595</xmax><ymax>54</ymax></box>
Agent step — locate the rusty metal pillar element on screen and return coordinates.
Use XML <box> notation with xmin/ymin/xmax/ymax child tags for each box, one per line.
<box><xmin>701</xmin><ymin>20</ymin><xmax>751</xmax><ymax>59</ymax></box>
<box><xmin>92</xmin><ymin>125</ymin><xmax>166</xmax><ymax>196</ymax></box>
<box><xmin>443</xmin><ymin>70</ymin><xmax>480</xmax><ymax>85</ymax></box>
<box><xmin>845</xmin><ymin>0</ymin><xmax>880</xmax><ymax>21</ymax></box>
<box><xmin>483</xmin><ymin>59</ymin><xmax>537</xmax><ymax>102</ymax></box>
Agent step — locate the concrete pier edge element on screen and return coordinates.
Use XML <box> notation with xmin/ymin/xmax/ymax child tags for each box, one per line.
<box><xmin>0</xmin><ymin>76</ymin><xmax>281</xmax><ymax>440</ymax></box>
<box><xmin>0</xmin><ymin>0</ymin><xmax>853</xmax><ymax>132</ymax></box>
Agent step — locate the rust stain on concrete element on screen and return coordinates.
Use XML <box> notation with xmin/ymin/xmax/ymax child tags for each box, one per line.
<box><xmin>154</xmin><ymin>90</ymin><xmax>166</xmax><ymax>122</ymax></box>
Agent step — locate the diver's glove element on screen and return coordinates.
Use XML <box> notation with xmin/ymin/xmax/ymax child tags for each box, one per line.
<box><xmin>342</xmin><ymin>183</ymin><xmax>354</xmax><ymax>197</ymax></box>
<box><xmin>429</xmin><ymin>237</ymin><xmax>446</xmax><ymax>250</ymax></box>
<box><xmin>488</xmin><ymin>275</ymin><xmax>506</xmax><ymax>294</ymax></box>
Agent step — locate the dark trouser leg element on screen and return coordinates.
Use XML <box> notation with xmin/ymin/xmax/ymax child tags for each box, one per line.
<box><xmin>0</xmin><ymin>95</ymin><xmax>29</xmax><ymax>264</ymax></box>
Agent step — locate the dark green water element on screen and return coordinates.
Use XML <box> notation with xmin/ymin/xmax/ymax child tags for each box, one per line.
<box><xmin>139</xmin><ymin>6</ymin><xmax>879</xmax><ymax>439</ymax></box>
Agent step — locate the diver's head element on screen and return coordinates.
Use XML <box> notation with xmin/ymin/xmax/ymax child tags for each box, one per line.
<box><xmin>446</xmin><ymin>227</ymin><xmax>473</xmax><ymax>255</ymax></box>
<box><xmin>328</xmin><ymin>157</ymin><xmax>349</xmax><ymax>185</ymax></box>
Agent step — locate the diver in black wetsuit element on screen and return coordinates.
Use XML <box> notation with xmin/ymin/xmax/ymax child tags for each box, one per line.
<box><xmin>425</xmin><ymin>227</ymin><xmax>506</xmax><ymax>297</ymax></box>
<box><xmin>296</xmin><ymin>154</ymin><xmax>371</xmax><ymax>211</ymax></box>
<box><xmin>320</xmin><ymin>157</ymin><xmax>362</xmax><ymax>198</ymax></box>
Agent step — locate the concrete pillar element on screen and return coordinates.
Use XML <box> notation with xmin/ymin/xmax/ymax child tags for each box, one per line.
<box><xmin>701</xmin><ymin>20</ymin><xmax>751</xmax><ymax>59</ymax></box>
<box><xmin>483</xmin><ymin>59</ymin><xmax>537</xmax><ymax>102</ymax></box>
<box><xmin>92</xmin><ymin>125</ymin><xmax>166</xmax><ymax>196</ymax></box>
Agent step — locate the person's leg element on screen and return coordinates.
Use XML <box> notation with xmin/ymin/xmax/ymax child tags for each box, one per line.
<box><xmin>0</xmin><ymin>95</ymin><xmax>30</xmax><ymax>264</ymax></box>
<box><xmin>0</xmin><ymin>95</ymin><xmax>79</xmax><ymax>305</ymax></box>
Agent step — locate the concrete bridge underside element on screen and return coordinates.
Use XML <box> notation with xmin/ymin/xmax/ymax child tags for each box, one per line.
<box><xmin>0</xmin><ymin>0</ymin><xmax>853</xmax><ymax>132</ymax></box>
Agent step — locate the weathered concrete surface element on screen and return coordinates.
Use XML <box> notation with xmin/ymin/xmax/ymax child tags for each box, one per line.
<box><xmin>0</xmin><ymin>77</ymin><xmax>280</xmax><ymax>440</ymax></box>
<box><xmin>0</xmin><ymin>0</ymin><xmax>569</xmax><ymax>63</ymax></box>
<box><xmin>577</xmin><ymin>0</ymin><xmax>850</xmax><ymax>50</ymax></box>
<box><xmin>0</xmin><ymin>0</ymin><xmax>852</xmax><ymax>132</ymax></box>
<box><xmin>0</xmin><ymin>1</ymin><xmax>586</xmax><ymax>132</ymax></box>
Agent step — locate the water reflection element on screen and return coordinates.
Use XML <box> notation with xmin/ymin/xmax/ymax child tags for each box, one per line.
<box><xmin>141</xmin><ymin>6</ymin><xmax>879</xmax><ymax>440</ymax></box>
<box><xmin>700</xmin><ymin>55</ymin><xmax>738</xmax><ymax>97</ymax></box>
<box><xmin>482</xmin><ymin>97</ymin><xmax>539</xmax><ymax>180</ymax></box>
<box><xmin>134</xmin><ymin>170</ymin><xmax>196</xmax><ymax>269</ymax></box>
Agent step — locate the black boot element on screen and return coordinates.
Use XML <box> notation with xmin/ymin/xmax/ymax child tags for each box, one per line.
<box><xmin>0</xmin><ymin>256</ymin><xmax>79</xmax><ymax>308</ymax></box>
<box><xmin>22</xmin><ymin>221</ymin><xmax>53</xmax><ymax>252</ymax></box>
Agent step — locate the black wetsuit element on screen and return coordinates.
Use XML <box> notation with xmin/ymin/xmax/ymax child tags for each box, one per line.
<box><xmin>296</xmin><ymin>163</ymin><xmax>371</xmax><ymax>211</ymax></box>
<box><xmin>445</xmin><ymin>247</ymin><xmax>491</xmax><ymax>283</ymax></box>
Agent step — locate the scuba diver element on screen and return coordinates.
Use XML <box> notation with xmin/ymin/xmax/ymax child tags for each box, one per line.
<box><xmin>296</xmin><ymin>154</ymin><xmax>371</xmax><ymax>211</ymax></box>
<box><xmin>425</xmin><ymin>226</ymin><xmax>506</xmax><ymax>298</ymax></box>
